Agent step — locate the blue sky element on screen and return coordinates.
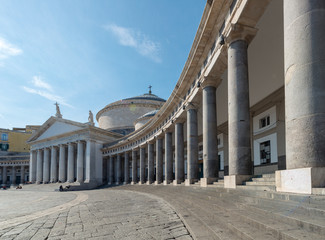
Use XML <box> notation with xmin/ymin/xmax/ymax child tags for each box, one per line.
<box><xmin>0</xmin><ymin>0</ymin><xmax>205</xmax><ymax>129</ymax></box>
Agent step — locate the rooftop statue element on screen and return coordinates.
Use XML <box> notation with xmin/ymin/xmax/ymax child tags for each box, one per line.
<box><xmin>88</xmin><ymin>110</ymin><xmax>94</xmax><ymax>123</ymax></box>
<box><xmin>54</xmin><ymin>102</ymin><xmax>62</xmax><ymax>118</ymax></box>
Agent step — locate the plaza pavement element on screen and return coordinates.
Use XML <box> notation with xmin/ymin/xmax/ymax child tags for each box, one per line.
<box><xmin>0</xmin><ymin>184</ymin><xmax>324</xmax><ymax>240</ymax></box>
<box><xmin>0</xmin><ymin>185</ymin><xmax>192</xmax><ymax>240</ymax></box>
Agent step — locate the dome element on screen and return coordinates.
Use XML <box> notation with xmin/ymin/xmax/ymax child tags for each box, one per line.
<box><xmin>141</xmin><ymin>109</ymin><xmax>159</xmax><ymax>118</ymax></box>
<box><xmin>134</xmin><ymin>109</ymin><xmax>159</xmax><ymax>131</ymax></box>
<box><xmin>96</xmin><ymin>91</ymin><xmax>165</xmax><ymax>135</ymax></box>
<box><xmin>123</xmin><ymin>93</ymin><xmax>166</xmax><ymax>102</ymax></box>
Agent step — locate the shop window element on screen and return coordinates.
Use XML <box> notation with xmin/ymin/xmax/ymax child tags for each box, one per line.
<box><xmin>260</xmin><ymin>140</ymin><xmax>271</xmax><ymax>164</ymax></box>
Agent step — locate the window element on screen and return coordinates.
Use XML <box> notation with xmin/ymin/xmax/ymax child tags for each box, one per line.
<box><xmin>260</xmin><ymin>140</ymin><xmax>271</xmax><ymax>164</ymax></box>
<box><xmin>259</xmin><ymin>115</ymin><xmax>270</xmax><ymax>129</ymax></box>
<box><xmin>1</xmin><ymin>133</ymin><xmax>8</xmax><ymax>141</ymax></box>
<box><xmin>0</xmin><ymin>143</ymin><xmax>9</xmax><ymax>151</ymax></box>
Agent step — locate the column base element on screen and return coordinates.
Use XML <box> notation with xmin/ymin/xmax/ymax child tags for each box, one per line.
<box><xmin>146</xmin><ymin>181</ymin><xmax>154</xmax><ymax>185</ymax></box>
<box><xmin>154</xmin><ymin>181</ymin><xmax>162</xmax><ymax>185</ymax></box>
<box><xmin>115</xmin><ymin>182</ymin><xmax>120</xmax><ymax>185</ymax></box>
<box><xmin>163</xmin><ymin>180</ymin><xmax>172</xmax><ymax>185</ymax></box>
<box><xmin>36</xmin><ymin>181</ymin><xmax>42</xmax><ymax>184</ymax></box>
<box><xmin>131</xmin><ymin>181</ymin><xmax>137</xmax><ymax>185</ymax></box>
<box><xmin>224</xmin><ymin>175</ymin><xmax>251</xmax><ymax>189</ymax></box>
<box><xmin>276</xmin><ymin>167</ymin><xmax>325</xmax><ymax>194</ymax></box>
<box><xmin>173</xmin><ymin>179</ymin><xmax>182</xmax><ymax>185</ymax></box>
<box><xmin>138</xmin><ymin>181</ymin><xmax>145</xmax><ymax>185</ymax></box>
<box><xmin>185</xmin><ymin>179</ymin><xmax>198</xmax><ymax>186</ymax></box>
<box><xmin>200</xmin><ymin>178</ymin><xmax>217</xmax><ymax>187</ymax></box>
<box><xmin>123</xmin><ymin>182</ymin><xmax>128</xmax><ymax>185</ymax></box>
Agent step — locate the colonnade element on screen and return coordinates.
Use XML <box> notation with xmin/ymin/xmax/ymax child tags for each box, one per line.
<box><xmin>0</xmin><ymin>165</ymin><xmax>27</xmax><ymax>185</ymax></box>
<box><xmin>29</xmin><ymin>141</ymin><xmax>87</xmax><ymax>184</ymax></box>
<box><xmin>106</xmin><ymin>24</ymin><xmax>257</xmax><ymax>187</ymax></box>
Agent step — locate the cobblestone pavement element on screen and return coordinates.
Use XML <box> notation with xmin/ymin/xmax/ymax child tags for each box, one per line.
<box><xmin>0</xmin><ymin>187</ymin><xmax>192</xmax><ymax>240</ymax></box>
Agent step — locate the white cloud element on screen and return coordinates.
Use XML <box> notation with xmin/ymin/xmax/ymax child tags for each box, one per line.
<box><xmin>22</xmin><ymin>86</ymin><xmax>73</xmax><ymax>108</ymax></box>
<box><xmin>104</xmin><ymin>24</ymin><xmax>161</xmax><ymax>63</ymax></box>
<box><xmin>32</xmin><ymin>75</ymin><xmax>53</xmax><ymax>92</ymax></box>
<box><xmin>0</xmin><ymin>37</ymin><xmax>22</xmax><ymax>60</ymax></box>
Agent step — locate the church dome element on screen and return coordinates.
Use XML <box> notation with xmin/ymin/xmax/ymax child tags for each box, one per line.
<box><xmin>96</xmin><ymin>90</ymin><xmax>165</xmax><ymax>135</ymax></box>
<box><xmin>123</xmin><ymin>93</ymin><xmax>166</xmax><ymax>102</ymax></box>
<box><xmin>133</xmin><ymin>109</ymin><xmax>159</xmax><ymax>131</ymax></box>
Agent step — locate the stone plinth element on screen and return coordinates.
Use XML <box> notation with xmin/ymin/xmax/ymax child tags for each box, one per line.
<box><xmin>224</xmin><ymin>175</ymin><xmax>251</xmax><ymax>189</ymax></box>
<box><xmin>276</xmin><ymin>167</ymin><xmax>325</xmax><ymax>194</ymax></box>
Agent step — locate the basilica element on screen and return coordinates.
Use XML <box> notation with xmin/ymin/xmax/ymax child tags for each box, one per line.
<box><xmin>26</xmin><ymin>0</ymin><xmax>324</xmax><ymax>195</ymax></box>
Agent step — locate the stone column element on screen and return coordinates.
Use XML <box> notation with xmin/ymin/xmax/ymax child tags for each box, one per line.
<box><xmin>36</xmin><ymin>149</ymin><xmax>43</xmax><ymax>184</ymax></box>
<box><xmin>11</xmin><ymin>167</ymin><xmax>16</xmax><ymax>186</ymax></box>
<box><xmin>29</xmin><ymin>150</ymin><xmax>37</xmax><ymax>183</ymax></box>
<box><xmin>174</xmin><ymin>121</ymin><xmax>184</xmax><ymax>185</ymax></box>
<box><xmin>67</xmin><ymin>143</ymin><xmax>75</xmax><ymax>183</ymax></box>
<box><xmin>108</xmin><ymin>155</ymin><xmax>114</xmax><ymax>185</ymax></box>
<box><xmin>147</xmin><ymin>143</ymin><xmax>154</xmax><ymax>184</ymax></box>
<box><xmin>77</xmin><ymin>141</ymin><xmax>84</xmax><ymax>183</ymax></box>
<box><xmin>43</xmin><ymin>148</ymin><xmax>50</xmax><ymax>184</ymax></box>
<box><xmin>185</xmin><ymin>105</ymin><xmax>198</xmax><ymax>185</ymax></box>
<box><xmin>58</xmin><ymin>144</ymin><xmax>66</xmax><ymax>182</ymax></box>
<box><xmin>276</xmin><ymin>1</ymin><xmax>325</xmax><ymax>194</ymax></box>
<box><xmin>50</xmin><ymin>146</ymin><xmax>58</xmax><ymax>183</ymax></box>
<box><xmin>2</xmin><ymin>166</ymin><xmax>7</xmax><ymax>185</ymax></box>
<box><xmin>225</xmin><ymin>25</ymin><xmax>257</xmax><ymax>188</ymax></box>
<box><xmin>155</xmin><ymin>137</ymin><xmax>163</xmax><ymax>184</ymax></box>
<box><xmin>124</xmin><ymin>152</ymin><xmax>129</xmax><ymax>184</ymax></box>
<box><xmin>139</xmin><ymin>147</ymin><xmax>145</xmax><ymax>184</ymax></box>
<box><xmin>131</xmin><ymin>150</ymin><xmax>137</xmax><ymax>184</ymax></box>
<box><xmin>164</xmin><ymin>131</ymin><xmax>173</xmax><ymax>185</ymax></box>
<box><xmin>106</xmin><ymin>158</ymin><xmax>110</xmax><ymax>184</ymax></box>
<box><xmin>20</xmin><ymin>166</ymin><xmax>25</xmax><ymax>184</ymax></box>
<box><xmin>116</xmin><ymin>154</ymin><xmax>121</xmax><ymax>185</ymax></box>
<box><xmin>201</xmin><ymin>80</ymin><xmax>218</xmax><ymax>187</ymax></box>
<box><xmin>84</xmin><ymin>140</ymin><xmax>96</xmax><ymax>184</ymax></box>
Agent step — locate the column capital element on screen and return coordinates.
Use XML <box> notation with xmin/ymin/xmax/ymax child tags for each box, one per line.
<box><xmin>185</xmin><ymin>102</ymin><xmax>198</xmax><ymax>111</ymax></box>
<box><xmin>155</xmin><ymin>134</ymin><xmax>164</xmax><ymax>140</ymax></box>
<box><xmin>174</xmin><ymin>118</ymin><xmax>185</xmax><ymax>124</ymax></box>
<box><xmin>200</xmin><ymin>76</ymin><xmax>221</xmax><ymax>89</ymax></box>
<box><xmin>225</xmin><ymin>24</ymin><xmax>258</xmax><ymax>46</ymax></box>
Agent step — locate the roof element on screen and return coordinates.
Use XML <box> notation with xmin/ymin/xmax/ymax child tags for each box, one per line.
<box><xmin>141</xmin><ymin>109</ymin><xmax>159</xmax><ymax>118</ymax></box>
<box><xmin>123</xmin><ymin>93</ymin><xmax>166</xmax><ymax>102</ymax></box>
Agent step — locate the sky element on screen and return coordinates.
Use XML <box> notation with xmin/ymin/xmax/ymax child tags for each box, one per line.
<box><xmin>0</xmin><ymin>0</ymin><xmax>206</xmax><ymax>129</ymax></box>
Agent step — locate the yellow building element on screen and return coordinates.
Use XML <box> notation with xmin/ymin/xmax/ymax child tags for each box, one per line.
<box><xmin>0</xmin><ymin>125</ymin><xmax>39</xmax><ymax>153</ymax></box>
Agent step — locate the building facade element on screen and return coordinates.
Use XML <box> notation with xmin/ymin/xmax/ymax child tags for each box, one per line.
<box><xmin>0</xmin><ymin>126</ymin><xmax>39</xmax><ymax>186</ymax></box>
<box><xmin>28</xmin><ymin>0</ymin><xmax>325</xmax><ymax>194</ymax></box>
<box><xmin>102</xmin><ymin>0</ymin><xmax>325</xmax><ymax>194</ymax></box>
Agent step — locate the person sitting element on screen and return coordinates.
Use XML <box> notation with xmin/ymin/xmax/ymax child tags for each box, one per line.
<box><xmin>59</xmin><ymin>185</ymin><xmax>63</xmax><ymax>192</ymax></box>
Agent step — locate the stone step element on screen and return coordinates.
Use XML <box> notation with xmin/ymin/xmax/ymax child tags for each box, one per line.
<box><xmin>312</xmin><ymin>188</ymin><xmax>325</xmax><ymax>195</ymax></box>
<box><xmin>237</xmin><ymin>194</ymin><xmax>325</xmax><ymax>219</ymax></box>
<box><xmin>261</xmin><ymin>173</ymin><xmax>275</xmax><ymax>178</ymax></box>
<box><xmin>235</xmin><ymin>206</ymin><xmax>325</xmax><ymax>240</ymax></box>
<box><xmin>244</xmin><ymin>181</ymin><xmax>275</xmax><ymax>186</ymax></box>
<box><xmin>237</xmin><ymin>184</ymin><xmax>276</xmax><ymax>191</ymax></box>
<box><xmin>226</xmin><ymin>218</ymin><xmax>277</xmax><ymax>240</ymax></box>
<box><xmin>251</xmin><ymin>177</ymin><xmax>275</xmax><ymax>182</ymax></box>
<box><xmin>214</xmin><ymin>185</ymin><xmax>325</xmax><ymax>206</ymax></box>
<box><xmin>235</xmin><ymin>202</ymin><xmax>325</xmax><ymax>237</ymax></box>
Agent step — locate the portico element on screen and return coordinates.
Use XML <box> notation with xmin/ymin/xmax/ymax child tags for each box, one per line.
<box><xmin>28</xmin><ymin>117</ymin><xmax>120</xmax><ymax>188</ymax></box>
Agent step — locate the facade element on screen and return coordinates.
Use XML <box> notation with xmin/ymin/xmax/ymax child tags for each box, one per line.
<box><xmin>102</xmin><ymin>0</ymin><xmax>325</xmax><ymax>195</ymax></box>
<box><xmin>0</xmin><ymin>126</ymin><xmax>39</xmax><ymax>186</ymax></box>
<box><xmin>28</xmin><ymin>0</ymin><xmax>325</xmax><ymax>195</ymax></box>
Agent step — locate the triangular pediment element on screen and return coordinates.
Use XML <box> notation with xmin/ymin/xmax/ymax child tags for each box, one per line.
<box><xmin>28</xmin><ymin>117</ymin><xmax>87</xmax><ymax>143</ymax></box>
